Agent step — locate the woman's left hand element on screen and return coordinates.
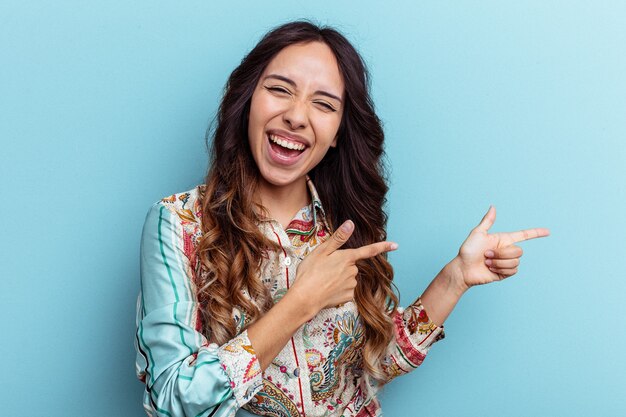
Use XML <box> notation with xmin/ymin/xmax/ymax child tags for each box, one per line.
<box><xmin>453</xmin><ymin>206</ymin><xmax>550</xmax><ymax>291</ymax></box>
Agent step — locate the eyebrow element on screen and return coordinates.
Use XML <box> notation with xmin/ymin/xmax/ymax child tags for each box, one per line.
<box><xmin>264</xmin><ymin>74</ymin><xmax>343</xmax><ymax>104</ymax></box>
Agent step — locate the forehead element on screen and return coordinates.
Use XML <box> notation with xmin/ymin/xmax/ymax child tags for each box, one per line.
<box><xmin>262</xmin><ymin>41</ymin><xmax>344</xmax><ymax>95</ymax></box>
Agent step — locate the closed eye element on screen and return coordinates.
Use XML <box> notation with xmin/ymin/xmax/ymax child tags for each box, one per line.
<box><xmin>315</xmin><ymin>101</ymin><xmax>337</xmax><ymax>112</ymax></box>
<box><xmin>265</xmin><ymin>85</ymin><xmax>291</xmax><ymax>95</ymax></box>
<box><xmin>265</xmin><ymin>85</ymin><xmax>337</xmax><ymax>112</ymax></box>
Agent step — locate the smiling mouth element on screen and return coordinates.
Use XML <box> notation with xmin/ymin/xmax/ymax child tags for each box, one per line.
<box><xmin>268</xmin><ymin>134</ymin><xmax>306</xmax><ymax>150</ymax></box>
<box><xmin>267</xmin><ymin>133</ymin><xmax>307</xmax><ymax>159</ymax></box>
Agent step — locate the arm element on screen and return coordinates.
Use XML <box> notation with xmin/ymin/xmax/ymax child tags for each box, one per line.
<box><xmin>376</xmin><ymin>285</ymin><xmax>449</xmax><ymax>384</ymax></box>
<box><xmin>377</xmin><ymin>206</ymin><xmax>550</xmax><ymax>384</ymax></box>
<box><xmin>419</xmin><ymin>257</ymin><xmax>466</xmax><ymax>326</ymax></box>
<box><xmin>249</xmin><ymin>219</ymin><xmax>398</xmax><ymax>370</ymax></box>
<box><xmin>136</xmin><ymin>203</ymin><xmax>264</xmax><ymax>417</ymax></box>
<box><xmin>136</xmin><ymin>202</ymin><xmax>335</xmax><ymax>416</ymax></box>
<box><xmin>422</xmin><ymin>205</ymin><xmax>550</xmax><ymax>325</ymax></box>
<box><xmin>136</xmin><ymin>209</ymin><xmax>398</xmax><ymax>415</ymax></box>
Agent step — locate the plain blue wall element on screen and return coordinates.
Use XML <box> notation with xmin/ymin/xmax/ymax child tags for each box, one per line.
<box><xmin>1</xmin><ymin>1</ymin><xmax>624</xmax><ymax>416</ymax></box>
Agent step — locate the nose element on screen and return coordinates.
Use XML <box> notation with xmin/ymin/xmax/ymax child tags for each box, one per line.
<box><xmin>282</xmin><ymin>99</ymin><xmax>308</xmax><ymax>130</ymax></box>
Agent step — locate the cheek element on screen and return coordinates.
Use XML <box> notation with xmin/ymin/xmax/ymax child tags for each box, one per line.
<box><xmin>250</xmin><ymin>93</ymin><xmax>283</xmax><ymax>123</ymax></box>
<box><xmin>312</xmin><ymin>114</ymin><xmax>342</xmax><ymax>146</ymax></box>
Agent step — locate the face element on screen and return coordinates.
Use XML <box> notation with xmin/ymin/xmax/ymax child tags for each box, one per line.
<box><xmin>247</xmin><ymin>41</ymin><xmax>345</xmax><ymax>189</ymax></box>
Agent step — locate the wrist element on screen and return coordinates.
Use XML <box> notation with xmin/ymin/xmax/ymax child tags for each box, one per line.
<box><xmin>445</xmin><ymin>256</ymin><xmax>470</xmax><ymax>296</ymax></box>
<box><xmin>420</xmin><ymin>257</ymin><xmax>468</xmax><ymax>326</ymax></box>
<box><xmin>283</xmin><ymin>286</ymin><xmax>318</xmax><ymax>323</ymax></box>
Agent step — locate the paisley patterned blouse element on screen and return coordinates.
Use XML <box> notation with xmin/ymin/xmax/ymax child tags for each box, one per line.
<box><xmin>135</xmin><ymin>178</ymin><xmax>445</xmax><ymax>417</ymax></box>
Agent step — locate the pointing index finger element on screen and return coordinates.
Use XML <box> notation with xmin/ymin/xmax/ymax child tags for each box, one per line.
<box><xmin>506</xmin><ymin>227</ymin><xmax>551</xmax><ymax>243</ymax></box>
<box><xmin>347</xmin><ymin>241</ymin><xmax>399</xmax><ymax>261</ymax></box>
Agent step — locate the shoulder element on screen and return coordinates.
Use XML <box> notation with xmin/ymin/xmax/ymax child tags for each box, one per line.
<box><xmin>150</xmin><ymin>185</ymin><xmax>205</xmax><ymax>226</ymax></box>
<box><xmin>141</xmin><ymin>185</ymin><xmax>205</xmax><ymax>262</ymax></box>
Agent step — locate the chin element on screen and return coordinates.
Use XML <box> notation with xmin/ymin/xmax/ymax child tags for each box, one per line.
<box><xmin>259</xmin><ymin>167</ymin><xmax>305</xmax><ymax>188</ymax></box>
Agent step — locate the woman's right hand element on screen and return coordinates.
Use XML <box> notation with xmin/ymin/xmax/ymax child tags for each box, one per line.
<box><xmin>249</xmin><ymin>220</ymin><xmax>397</xmax><ymax>371</ymax></box>
<box><xmin>291</xmin><ymin>220</ymin><xmax>398</xmax><ymax>314</ymax></box>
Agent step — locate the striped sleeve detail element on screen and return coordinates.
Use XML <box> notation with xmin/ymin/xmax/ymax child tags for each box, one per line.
<box><xmin>135</xmin><ymin>203</ymin><xmax>242</xmax><ymax>417</ymax></box>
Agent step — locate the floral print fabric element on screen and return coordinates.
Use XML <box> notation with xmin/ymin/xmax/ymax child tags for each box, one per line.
<box><xmin>135</xmin><ymin>178</ymin><xmax>444</xmax><ymax>417</ymax></box>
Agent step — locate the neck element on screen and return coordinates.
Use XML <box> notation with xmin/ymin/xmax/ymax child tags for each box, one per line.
<box><xmin>257</xmin><ymin>176</ymin><xmax>310</xmax><ymax>229</ymax></box>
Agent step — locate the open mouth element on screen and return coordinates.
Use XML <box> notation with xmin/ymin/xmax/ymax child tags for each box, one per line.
<box><xmin>267</xmin><ymin>133</ymin><xmax>307</xmax><ymax>161</ymax></box>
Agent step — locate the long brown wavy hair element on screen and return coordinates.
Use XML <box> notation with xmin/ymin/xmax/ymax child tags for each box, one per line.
<box><xmin>195</xmin><ymin>20</ymin><xmax>399</xmax><ymax>383</ymax></box>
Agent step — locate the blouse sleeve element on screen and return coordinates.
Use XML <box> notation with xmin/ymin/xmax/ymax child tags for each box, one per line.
<box><xmin>135</xmin><ymin>203</ymin><xmax>263</xmax><ymax>417</ymax></box>
<box><xmin>377</xmin><ymin>297</ymin><xmax>445</xmax><ymax>385</ymax></box>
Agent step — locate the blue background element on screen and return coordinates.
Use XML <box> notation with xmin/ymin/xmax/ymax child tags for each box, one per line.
<box><xmin>1</xmin><ymin>1</ymin><xmax>624</xmax><ymax>416</ymax></box>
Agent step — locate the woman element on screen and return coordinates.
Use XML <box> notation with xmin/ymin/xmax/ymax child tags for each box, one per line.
<box><xmin>135</xmin><ymin>20</ymin><xmax>549</xmax><ymax>417</ymax></box>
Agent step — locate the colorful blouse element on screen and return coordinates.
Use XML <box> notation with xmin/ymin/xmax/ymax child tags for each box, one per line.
<box><xmin>135</xmin><ymin>178</ymin><xmax>445</xmax><ymax>417</ymax></box>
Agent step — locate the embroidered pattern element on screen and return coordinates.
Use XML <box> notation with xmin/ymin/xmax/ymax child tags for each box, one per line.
<box><xmin>217</xmin><ymin>330</ymin><xmax>263</xmax><ymax>407</ymax></box>
<box><xmin>137</xmin><ymin>177</ymin><xmax>445</xmax><ymax>417</ymax></box>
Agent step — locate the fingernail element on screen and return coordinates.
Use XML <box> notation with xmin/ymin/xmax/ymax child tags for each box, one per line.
<box><xmin>485</xmin><ymin>259</ymin><xmax>492</xmax><ymax>265</ymax></box>
<box><xmin>389</xmin><ymin>242</ymin><xmax>399</xmax><ymax>250</ymax></box>
<box><xmin>341</xmin><ymin>220</ymin><xmax>354</xmax><ymax>233</ymax></box>
<box><xmin>485</xmin><ymin>250</ymin><xmax>495</xmax><ymax>258</ymax></box>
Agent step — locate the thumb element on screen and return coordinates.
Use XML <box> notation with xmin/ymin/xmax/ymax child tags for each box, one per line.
<box><xmin>475</xmin><ymin>205</ymin><xmax>496</xmax><ymax>232</ymax></box>
<box><xmin>323</xmin><ymin>220</ymin><xmax>355</xmax><ymax>253</ymax></box>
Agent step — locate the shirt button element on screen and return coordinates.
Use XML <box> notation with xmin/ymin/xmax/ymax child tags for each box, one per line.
<box><xmin>283</xmin><ymin>256</ymin><xmax>292</xmax><ymax>266</ymax></box>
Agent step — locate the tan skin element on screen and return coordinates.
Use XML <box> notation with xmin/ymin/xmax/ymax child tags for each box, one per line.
<box><xmin>245</xmin><ymin>42</ymin><xmax>551</xmax><ymax>371</ymax></box>
<box><xmin>247</xmin><ymin>41</ymin><xmax>343</xmax><ymax>228</ymax></box>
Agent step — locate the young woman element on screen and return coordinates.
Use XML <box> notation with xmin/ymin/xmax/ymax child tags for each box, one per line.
<box><xmin>135</xmin><ymin>21</ymin><xmax>550</xmax><ymax>417</ymax></box>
